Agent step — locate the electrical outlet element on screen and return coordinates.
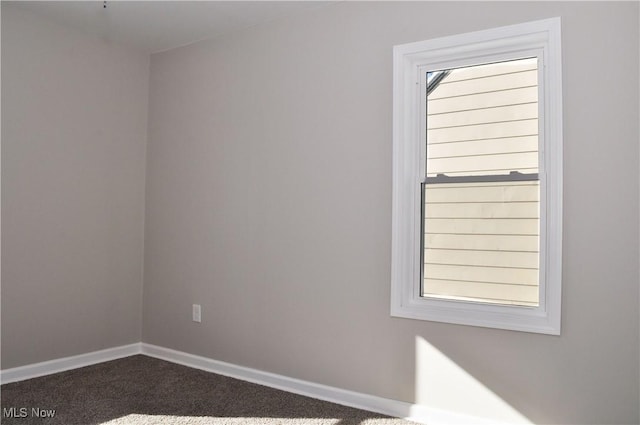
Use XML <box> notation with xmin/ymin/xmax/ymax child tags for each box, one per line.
<box><xmin>192</xmin><ymin>304</ymin><xmax>201</xmax><ymax>323</ymax></box>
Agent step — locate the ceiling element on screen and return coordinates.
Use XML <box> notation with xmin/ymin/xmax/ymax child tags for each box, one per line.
<box><xmin>9</xmin><ymin>1</ymin><xmax>332</xmax><ymax>54</ymax></box>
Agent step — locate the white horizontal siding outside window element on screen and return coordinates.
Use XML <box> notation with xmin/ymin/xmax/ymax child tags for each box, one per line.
<box><xmin>423</xmin><ymin>57</ymin><xmax>541</xmax><ymax>307</ymax></box>
<box><xmin>391</xmin><ymin>18</ymin><xmax>563</xmax><ymax>334</ymax></box>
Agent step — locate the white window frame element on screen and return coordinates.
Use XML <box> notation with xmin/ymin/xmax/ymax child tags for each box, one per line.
<box><xmin>391</xmin><ymin>18</ymin><xmax>563</xmax><ymax>335</ymax></box>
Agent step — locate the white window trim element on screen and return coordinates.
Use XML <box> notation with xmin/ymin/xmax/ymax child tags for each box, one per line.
<box><xmin>391</xmin><ymin>18</ymin><xmax>563</xmax><ymax>335</ymax></box>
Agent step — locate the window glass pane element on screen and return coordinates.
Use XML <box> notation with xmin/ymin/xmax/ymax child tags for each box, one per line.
<box><xmin>423</xmin><ymin>181</ymin><xmax>539</xmax><ymax>306</ymax></box>
<box><xmin>423</xmin><ymin>57</ymin><xmax>540</xmax><ymax>306</ymax></box>
<box><xmin>426</xmin><ymin>57</ymin><xmax>538</xmax><ymax>177</ymax></box>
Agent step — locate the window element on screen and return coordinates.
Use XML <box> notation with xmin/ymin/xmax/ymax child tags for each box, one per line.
<box><xmin>391</xmin><ymin>18</ymin><xmax>563</xmax><ymax>334</ymax></box>
<box><xmin>423</xmin><ymin>57</ymin><xmax>541</xmax><ymax>307</ymax></box>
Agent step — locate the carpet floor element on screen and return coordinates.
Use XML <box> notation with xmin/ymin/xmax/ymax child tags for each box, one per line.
<box><xmin>0</xmin><ymin>355</ymin><xmax>417</xmax><ymax>425</ymax></box>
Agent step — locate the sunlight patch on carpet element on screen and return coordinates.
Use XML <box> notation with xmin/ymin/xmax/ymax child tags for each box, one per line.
<box><xmin>101</xmin><ymin>414</ymin><xmax>351</xmax><ymax>424</ymax></box>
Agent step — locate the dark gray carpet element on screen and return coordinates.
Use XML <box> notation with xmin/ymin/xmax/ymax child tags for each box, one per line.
<box><xmin>0</xmin><ymin>355</ymin><xmax>416</xmax><ymax>425</ymax></box>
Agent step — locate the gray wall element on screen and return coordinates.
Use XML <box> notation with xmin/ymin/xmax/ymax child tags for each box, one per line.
<box><xmin>144</xmin><ymin>2</ymin><xmax>638</xmax><ymax>424</ymax></box>
<box><xmin>1</xmin><ymin>5</ymin><xmax>149</xmax><ymax>367</ymax></box>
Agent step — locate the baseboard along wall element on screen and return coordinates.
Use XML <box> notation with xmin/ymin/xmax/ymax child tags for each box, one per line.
<box><xmin>0</xmin><ymin>343</ymin><xmax>509</xmax><ymax>425</ymax></box>
<box><xmin>0</xmin><ymin>343</ymin><xmax>142</xmax><ymax>385</ymax></box>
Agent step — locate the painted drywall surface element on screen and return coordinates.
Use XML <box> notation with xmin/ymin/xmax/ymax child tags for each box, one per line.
<box><xmin>1</xmin><ymin>5</ymin><xmax>149</xmax><ymax>368</ymax></box>
<box><xmin>142</xmin><ymin>2</ymin><xmax>639</xmax><ymax>424</ymax></box>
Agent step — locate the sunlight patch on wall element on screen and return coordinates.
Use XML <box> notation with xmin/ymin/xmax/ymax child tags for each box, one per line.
<box><xmin>415</xmin><ymin>336</ymin><xmax>531</xmax><ymax>424</ymax></box>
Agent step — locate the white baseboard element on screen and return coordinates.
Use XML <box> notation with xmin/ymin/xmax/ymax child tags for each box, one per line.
<box><xmin>141</xmin><ymin>343</ymin><xmax>502</xmax><ymax>425</ymax></box>
<box><xmin>1</xmin><ymin>342</ymin><xmax>508</xmax><ymax>425</ymax></box>
<box><xmin>0</xmin><ymin>343</ymin><xmax>142</xmax><ymax>385</ymax></box>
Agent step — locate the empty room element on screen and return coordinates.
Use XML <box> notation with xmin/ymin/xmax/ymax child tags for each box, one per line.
<box><xmin>1</xmin><ymin>1</ymin><xmax>639</xmax><ymax>424</ymax></box>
